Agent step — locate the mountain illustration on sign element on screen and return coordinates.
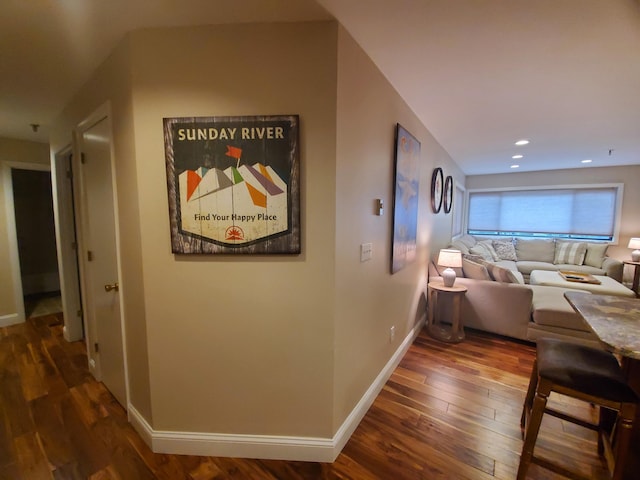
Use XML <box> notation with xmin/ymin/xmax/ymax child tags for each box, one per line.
<box><xmin>179</xmin><ymin>146</ymin><xmax>288</xmax><ymax>245</ymax></box>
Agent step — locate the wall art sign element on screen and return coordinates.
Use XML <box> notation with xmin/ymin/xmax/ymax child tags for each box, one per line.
<box><xmin>391</xmin><ymin>124</ymin><xmax>421</xmax><ymax>274</ymax></box>
<box><xmin>163</xmin><ymin>115</ymin><xmax>300</xmax><ymax>254</ymax></box>
<box><xmin>430</xmin><ymin>167</ymin><xmax>443</xmax><ymax>213</ymax></box>
<box><xmin>443</xmin><ymin>175</ymin><xmax>453</xmax><ymax>214</ymax></box>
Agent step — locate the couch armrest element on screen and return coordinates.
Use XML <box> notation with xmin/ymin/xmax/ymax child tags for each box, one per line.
<box><xmin>601</xmin><ymin>257</ymin><xmax>623</xmax><ymax>282</ymax></box>
<box><xmin>430</xmin><ymin>276</ymin><xmax>533</xmax><ymax>340</ymax></box>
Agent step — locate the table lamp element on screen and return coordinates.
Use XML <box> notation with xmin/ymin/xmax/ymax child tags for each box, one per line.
<box><xmin>437</xmin><ymin>249</ymin><xmax>462</xmax><ymax>287</ymax></box>
<box><xmin>628</xmin><ymin>238</ymin><xmax>640</xmax><ymax>262</ymax></box>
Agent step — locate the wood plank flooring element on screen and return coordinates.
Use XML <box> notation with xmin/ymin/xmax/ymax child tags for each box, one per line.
<box><xmin>0</xmin><ymin>313</ymin><xmax>619</xmax><ymax>479</ymax></box>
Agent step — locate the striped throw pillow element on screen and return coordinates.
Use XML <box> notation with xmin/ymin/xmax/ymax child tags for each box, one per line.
<box><xmin>553</xmin><ymin>241</ymin><xmax>587</xmax><ymax>265</ymax></box>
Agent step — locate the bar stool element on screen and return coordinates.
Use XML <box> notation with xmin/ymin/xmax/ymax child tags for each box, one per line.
<box><xmin>518</xmin><ymin>338</ymin><xmax>638</xmax><ymax>480</ymax></box>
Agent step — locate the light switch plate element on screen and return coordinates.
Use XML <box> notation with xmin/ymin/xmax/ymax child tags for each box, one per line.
<box><xmin>360</xmin><ymin>243</ymin><xmax>373</xmax><ymax>262</ymax></box>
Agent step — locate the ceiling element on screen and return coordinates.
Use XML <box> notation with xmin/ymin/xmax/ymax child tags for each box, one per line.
<box><xmin>2</xmin><ymin>0</ymin><xmax>639</xmax><ymax>175</ymax></box>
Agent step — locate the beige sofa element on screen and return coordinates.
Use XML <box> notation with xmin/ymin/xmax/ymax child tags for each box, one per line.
<box><xmin>427</xmin><ymin>265</ymin><xmax>611</xmax><ymax>347</ymax></box>
<box><xmin>427</xmin><ymin>236</ymin><xmax>628</xmax><ymax>345</ymax></box>
<box><xmin>449</xmin><ymin>234</ymin><xmax>623</xmax><ymax>283</ymax></box>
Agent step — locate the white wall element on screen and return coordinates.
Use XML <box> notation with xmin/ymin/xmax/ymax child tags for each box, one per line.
<box><xmin>333</xmin><ymin>25</ymin><xmax>463</xmax><ymax>430</ymax></box>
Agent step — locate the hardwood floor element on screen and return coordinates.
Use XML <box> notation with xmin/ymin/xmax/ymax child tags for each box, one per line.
<box><xmin>0</xmin><ymin>313</ymin><xmax>616</xmax><ymax>479</ymax></box>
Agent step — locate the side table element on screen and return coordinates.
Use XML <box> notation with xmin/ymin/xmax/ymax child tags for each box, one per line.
<box><xmin>427</xmin><ymin>281</ymin><xmax>467</xmax><ymax>343</ymax></box>
<box><xmin>623</xmin><ymin>260</ymin><xmax>640</xmax><ymax>297</ymax></box>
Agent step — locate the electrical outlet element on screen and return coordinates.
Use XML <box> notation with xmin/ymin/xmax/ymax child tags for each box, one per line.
<box><xmin>390</xmin><ymin>325</ymin><xmax>395</xmax><ymax>342</ymax></box>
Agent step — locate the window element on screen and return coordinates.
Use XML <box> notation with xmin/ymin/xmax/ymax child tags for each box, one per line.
<box><xmin>452</xmin><ymin>183</ymin><xmax>465</xmax><ymax>238</ymax></box>
<box><xmin>467</xmin><ymin>185</ymin><xmax>622</xmax><ymax>241</ymax></box>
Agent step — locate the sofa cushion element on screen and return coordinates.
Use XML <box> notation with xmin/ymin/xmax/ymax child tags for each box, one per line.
<box><xmin>485</xmin><ymin>262</ymin><xmax>522</xmax><ymax>284</ymax></box>
<box><xmin>470</xmin><ymin>240</ymin><xmax>500</xmax><ymax>261</ymax></box>
<box><xmin>515</xmin><ymin>238</ymin><xmax>555</xmax><ymax>262</ymax></box>
<box><xmin>462</xmin><ymin>258</ymin><xmax>491</xmax><ymax>280</ymax></box>
<box><xmin>584</xmin><ymin>243</ymin><xmax>608</xmax><ymax>268</ymax></box>
<box><xmin>472</xmin><ymin>258</ymin><xmax>521</xmax><ymax>284</ymax></box>
<box><xmin>530</xmin><ymin>286</ymin><xmax>592</xmax><ymax>332</ymax></box>
<box><xmin>515</xmin><ymin>261</ymin><xmax>559</xmax><ymax>276</ymax></box>
<box><xmin>457</xmin><ymin>234</ymin><xmax>478</xmax><ymax>249</ymax></box>
<box><xmin>493</xmin><ymin>240</ymin><xmax>518</xmax><ymax>261</ymax></box>
<box><xmin>553</xmin><ymin>240</ymin><xmax>587</xmax><ymax>265</ymax></box>
<box><xmin>449</xmin><ymin>239</ymin><xmax>471</xmax><ymax>255</ymax></box>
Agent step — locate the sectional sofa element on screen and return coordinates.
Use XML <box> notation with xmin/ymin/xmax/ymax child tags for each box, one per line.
<box><xmin>449</xmin><ymin>234</ymin><xmax>623</xmax><ymax>282</ymax></box>
<box><xmin>428</xmin><ymin>235</ymin><xmax>628</xmax><ymax>345</ymax></box>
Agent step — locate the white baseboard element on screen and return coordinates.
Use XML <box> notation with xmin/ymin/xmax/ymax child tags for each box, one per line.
<box><xmin>0</xmin><ymin>312</ymin><xmax>23</xmax><ymax>327</ymax></box>
<box><xmin>127</xmin><ymin>316</ymin><xmax>425</xmax><ymax>462</ymax></box>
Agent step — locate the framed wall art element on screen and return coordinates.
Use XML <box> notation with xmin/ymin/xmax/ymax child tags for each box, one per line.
<box><xmin>391</xmin><ymin>124</ymin><xmax>421</xmax><ymax>274</ymax></box>
<box><xmin>431</xmin><ymin>167</ymin><xmax>443</xmax><ymax>213</ymax></box>
<box><xmin>443</xmin><ymin>175</ymin><xmax>453</xmax><ymax>214</ymax></box>
<box><xmin>163</xmin><ymin>115</ymin><xmax>300</xmax><ymax>254</ymax></box>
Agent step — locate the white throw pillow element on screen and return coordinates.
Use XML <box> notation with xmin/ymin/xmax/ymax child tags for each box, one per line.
<box><xmin>553</xmin><ymin>241</ymin><xmax>587</xmax><ymax>265</ymax></box>
<box><xmin>584</xmin><ymin>243</ymin><xmax>608</xmax><ymax>268</ymax></box>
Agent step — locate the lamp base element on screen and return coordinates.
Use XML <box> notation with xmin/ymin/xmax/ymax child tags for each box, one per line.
<box><xmin>632</xmin><ymin>250</ymin><xmax>640</xmax><ymax>262</ymax></box>
<box><xmin>442</xmin><ymin>268</ymin><xmax>457</xmax><ymax>287</ymax></box>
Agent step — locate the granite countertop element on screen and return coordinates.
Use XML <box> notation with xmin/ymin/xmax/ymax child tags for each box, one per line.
<box><xmin>564</xmin><ymin>291</ymin><xmax>640</xmax><ymax>359</ymax></box>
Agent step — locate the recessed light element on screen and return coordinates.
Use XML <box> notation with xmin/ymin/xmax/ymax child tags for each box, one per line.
<box><xmin>581</xmin><ymin>159</ymin><xmax>592</xmax><ymax>164</ymax></box>
<box><xmin>512</xmin><ymin>154</ymin><xmax>523</xmax><ymax>159</ymax></box>
<box><xmin>515</xmin><ymin>139</ymin><xmax>529</xmax><ymax>146</ymax></box>
<box><xmin>510</xmin><ymin>164</ymin><xmax>520</xmax><ymax>169</ymax></box>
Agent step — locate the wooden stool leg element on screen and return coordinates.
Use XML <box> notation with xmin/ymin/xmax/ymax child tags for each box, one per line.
<box><xmin>611</xmin><ymin>403</ymin><xmax>636</xmax><ymax>480</ymax></box>
<box><xmin>521</xmin><ymin>360</ymin><xmax>539</xmax><ymax>434</ymax></box>
<box><xmin>517</xmin><ymin>381</ymin><xmax>550</xmax><ymax>480</ymax></box>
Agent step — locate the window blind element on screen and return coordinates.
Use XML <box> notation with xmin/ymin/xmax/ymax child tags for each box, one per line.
<box><xmin>468</xmin><ymin>187</ymin><xmax>617</xmax><ymax>240</ymax></box>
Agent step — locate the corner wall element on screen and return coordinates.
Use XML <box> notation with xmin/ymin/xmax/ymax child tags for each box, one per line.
<box><xmin>129</xmin><ymin>22</ymin><xmax>338</xmax><ymax>441</ymax></box>
<box><xmin>333</xmin><ymin>26</ymin><xmax>464</xmax><ymax>431</ymax></box>
<box><xmin>50</xmin><ymin>38</ymin><xmax>153</xmax><ymax>423</ymax></box>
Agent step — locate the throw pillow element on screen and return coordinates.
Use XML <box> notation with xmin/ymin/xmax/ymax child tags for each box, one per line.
<box><xmin>449</xmin><ymin>239</ymin><xmax>470</xmax><ymax>255</ymax></box>
<box><xmin>493</xmin><ymin>240</ymin><xmax>517</xmax><ymax>261</ymax></box>
<box><xmin>553</xmin><ymin>241</ymin><xmax>587</xmax><ymax>265</ymax></box>
<box><xmin>514</xmin><ymin>238</ymin><xmax>555</xmax><ymax>262</ymax></box>
<box><xmin>469</xmin><ymin>240</ymin><xmax>500</xmax><ymax>261</ymax></box>
<box><xmin>462</xmin><ymin>258</ymin><xmax>491</xmax><ymax>281</ymax></box>
<box><xmin>584</xmin><ymin>243</ymin><xmax>609</xmax><ymax>268</ymax></box>
<box><xmin>457</xmin><ymin>234</ymin><xmax>478</xmax><ymax>249</ymax></box>
<box><xmin>484</xmin><ymin>262</ymin><xmax>521</xmax><ymax>284</ymax></box>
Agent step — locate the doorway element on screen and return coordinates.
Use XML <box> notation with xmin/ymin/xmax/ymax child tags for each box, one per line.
<box><xmin>1</xmin><ymin>161</ymin><xmax>58</xmax><ymax>327</ymax></box>
<box><xmin>11</xmin><ymin>168</ymin><xmax>61</xmax><ymax>317</ymax></box>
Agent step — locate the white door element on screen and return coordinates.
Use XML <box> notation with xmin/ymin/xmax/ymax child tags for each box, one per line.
<box><xmin>53</xmin><ymin>149</ymin><xmax>83</xmax><ymax>342</ymax></box>
<box><xmin>78</xmin><ymin>116</ymin><xmax>127</xmax><ymax>407</ymax></box>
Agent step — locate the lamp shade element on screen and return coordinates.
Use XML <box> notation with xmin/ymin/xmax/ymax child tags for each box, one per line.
<box><xmin>629</xmin><ymin>238</ymin><xmax>640</xmax><ymax>262</ymax></box>
<box><xmin>437</xmin><ymin>249</ymin><xmax>462</xmax><ymax>268</ymax></box>
<box><xmin>437</xmin><ymin>249</ymin><xmax>462</xmax><ymax>287</ymax></box>
<box><xmin>628</xmin><ymin>238</ymin><xmax>640</xmax><ymax>250</ymax></box>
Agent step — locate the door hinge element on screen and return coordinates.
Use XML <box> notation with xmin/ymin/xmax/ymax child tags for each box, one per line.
<box><xmin>77</xmin><ymin>309</ymin><xmax>83</xmax><ymax>318</ymax></box>
<box><xmin>87</xmin><ymin>250</ymin><xmax>94</xmax><ymax>261</ymax></box>
<box><xmin>81</xmin><ymin>152</ymin><xmax>86</xmax><ymax>164</ymax></box>
<box><xmin>71</xmin><ymin>242</ymin><xmax>77</xmax><ymax>251</ymax></box>
<box><xmin>66</xmin><ymin>169</ymin><xmax>73</xmax><ymax>180</ymax></box>
<box><xmin>94</xmin><ymin>342</ymin><xmax>99</xmax><ymax>353</ymax></box>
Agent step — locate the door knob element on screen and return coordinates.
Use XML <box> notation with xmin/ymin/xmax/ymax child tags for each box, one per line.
<box><xmin>104</xmin><ymin>283</ymin><xmax>119</xmax><ymax>292</ymax></box>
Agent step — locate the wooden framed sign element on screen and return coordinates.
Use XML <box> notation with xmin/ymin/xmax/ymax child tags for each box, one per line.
<box><xmin>163</xmin><ymin>115</ymin><xmax>300</xmax><ymax>254</ymax></box>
